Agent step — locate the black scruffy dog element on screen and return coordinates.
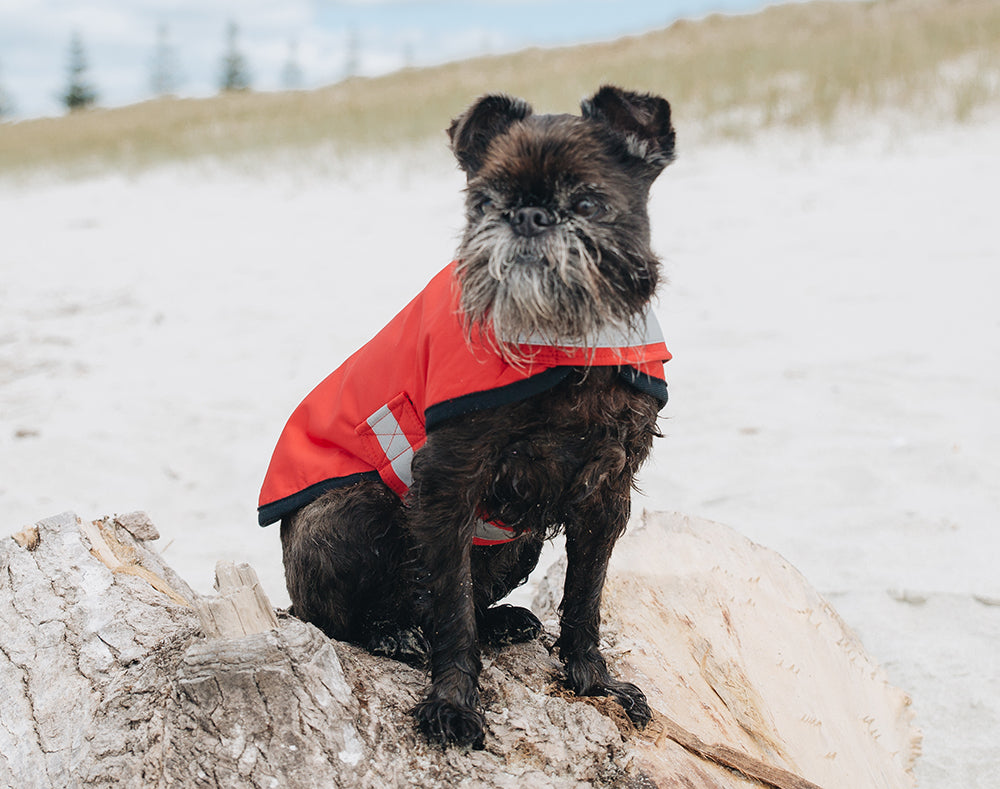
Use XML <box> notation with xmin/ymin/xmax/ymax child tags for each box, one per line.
<box><xmin>267</xmin><ymin>86</ymin><xmax>675</xmax><ymax>749</ymax></box>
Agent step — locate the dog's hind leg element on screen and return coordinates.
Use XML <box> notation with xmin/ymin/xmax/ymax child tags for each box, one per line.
<box><xmin>472</xmin><ymin>538</ymin><xmax>544</xmax><ymax>647</ymax></box>
<box><xmin>280</xmin><ymin>479</ymin><xmax>425</xmax><ymax>664</ymax></box>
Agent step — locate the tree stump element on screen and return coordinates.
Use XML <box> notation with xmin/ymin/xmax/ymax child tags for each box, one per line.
<box><xmin>1</xmin><ymin>510</ymin><xmax>919</xmax><ymax>788</ymax></box>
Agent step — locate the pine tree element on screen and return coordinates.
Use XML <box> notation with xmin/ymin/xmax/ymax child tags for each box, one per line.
<box><xmin>150</xmin><ymin>22</ymin><xmax>179</xmax><ymax>97</ymax></box>
<box><xmin>63</xmin><ymin>31</ymin><xmax>97</xmax><ymax>112</ymax></box>
<box><xmin>219</xmin><ymin>21</ymin><xmax>251</xmax><ymax>93</ymax></box>
<box><xmin>0</xmin><ymin>60</ymin><xmax>13</xmax><ymax>119</ymax></box>
<box><xmin>344</xmin><ymin>28</ymin><xmax>360</xmax><ymax>79</ymax></box>
<box><xmin>281</xmin><ymin>40</ymin><xmax>304</xmax><ymax>90</ymax></box>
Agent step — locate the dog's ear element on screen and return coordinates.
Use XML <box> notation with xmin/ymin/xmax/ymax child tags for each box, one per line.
<box><xmin>581</xmin><ymin>86</ymin><xmax>675</xmax><ymax>176</ymax></box>
<box><xmin>448</xmin><ymin>94</ymin><xmax>533</xmax><ymax>176</ymax></box>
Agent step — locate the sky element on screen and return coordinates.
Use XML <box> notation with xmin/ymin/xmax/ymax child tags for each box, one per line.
<box><xmin>0</xmin><ymin>0</ymin><xmax>796</xmax><ymax>120</ymax></box>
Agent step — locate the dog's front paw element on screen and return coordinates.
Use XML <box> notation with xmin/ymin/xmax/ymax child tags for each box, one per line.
<box><xmin>412</xmin><ymin>697</ymin><xmax>486</xmax><ymax>749</ymax></box>
<box><xmin>478</xmin><ymin>604</ymin><xmax>543</xmax><ymax>647</ymax></box>
<box><xmin>563</xmin><ymin>650</ymin><xmax>651</xmax><ymax>729</ymax></box>
<box><xmin>604</xmin><ymin>678</ymin><xmax>651</xmax><ymax>728</ymax></box>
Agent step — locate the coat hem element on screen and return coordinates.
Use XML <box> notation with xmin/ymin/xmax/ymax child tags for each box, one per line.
<box><xmin>258</xmin><ymin>470</ymin><xmax>382</xmax><ymax>527</ymax></box>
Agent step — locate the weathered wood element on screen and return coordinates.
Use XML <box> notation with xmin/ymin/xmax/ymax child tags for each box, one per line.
<box><xmin>11</xmin><ymin>525</ymin><xmax>38</xmax><ymax>551</ymax></box>
<box><xmin>593</xmin><ymin>511</ymin><xmax>921</xmax><ymax>788</ymax></box>
<box><xmin>80</xmin><ymin>514</ymin><xmax>190</xmax><ymax>607</ymax></box>
<box><xmin>650</xmin><ymin>713</ymin><xmax>823</xmax><ymax>789</ymax></box>
<box><xmin>0</xmin><ymin>509</ymin><xmax>920</xmax><ymax>788</ymax></box>
<box><xmin>193</xmin><ymin>561</ymin><xmax>279</xmax><ymax>639</ymax></box>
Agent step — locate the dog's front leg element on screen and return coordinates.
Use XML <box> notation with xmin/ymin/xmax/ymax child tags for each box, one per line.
<box><xmin>407</xmin><ymin>470</ymin><xmax>486</xmax><ymax>748</ymax></box>
<box><xmin>556</xmin><ymin>482</ymin><xmax>651</xmax><ymax>728</ymax></box>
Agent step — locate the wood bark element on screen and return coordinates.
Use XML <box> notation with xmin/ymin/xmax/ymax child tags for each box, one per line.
<box><xmin>1</xmin><ymin>510</ymin><xmax>919</xmax><ymax>788</ymax></box>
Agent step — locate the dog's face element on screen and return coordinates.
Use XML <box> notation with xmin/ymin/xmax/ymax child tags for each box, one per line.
<box><xmin>449</xmin><ymin>86</ymin><xmax>675</xmax><ymax>357</ymax></box>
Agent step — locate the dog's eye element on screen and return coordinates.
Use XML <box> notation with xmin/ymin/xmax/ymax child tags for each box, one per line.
<box><xmin>474</xmin><ymin>196</ymin><xmax>494</xmax><ymax>214</ymax></box>
<box><xmin>572</xmin><ymin>197</ymin><xmax>602</xmax><ymax>218</ymax></box>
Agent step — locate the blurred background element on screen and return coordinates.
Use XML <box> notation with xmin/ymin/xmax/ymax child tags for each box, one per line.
<box><xmin>1</xmin><ymin>0</ymin><xmax>783</xmax><ymax>120</ymax></box>
<box><xmin>2</xmin><ymin>2</ymin><xmax>999</xmax><ymax>787</ymax></box>
<box><xmin>1</xmin><ymin>0</ymin><xmax>998</xmax><ymax>170</ymax></box>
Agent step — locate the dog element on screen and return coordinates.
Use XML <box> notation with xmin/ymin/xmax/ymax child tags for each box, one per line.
<box><xmin>258</xmin><ymin>85</ymin><xmax>675</xmax><ymax>749</ymax></box>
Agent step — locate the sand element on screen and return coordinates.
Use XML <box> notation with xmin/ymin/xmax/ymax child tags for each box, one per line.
<box><xmin>2</xmin><ymin>115</ymin><xmax>998</xmax><ymax>786</ymax></box>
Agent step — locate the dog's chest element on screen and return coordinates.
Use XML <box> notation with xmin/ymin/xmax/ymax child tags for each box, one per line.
<box><xmin>471</xmin><ymin>369</ymin><xmax>658</xmax><ymax>529</ymax></box>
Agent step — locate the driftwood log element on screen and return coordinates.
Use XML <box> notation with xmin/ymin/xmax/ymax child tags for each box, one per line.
<box><xmin>0</xmin><ymin>510</ymin><xmax>919</xmax><ymax>788</ymax></box>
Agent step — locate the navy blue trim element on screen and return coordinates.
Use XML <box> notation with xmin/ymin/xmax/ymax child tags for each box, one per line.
<box><xmin>425</xmin><ymin>365</ymin><xmax>668</xmax><ymax>431</ymax></box>
<box><xmin>425</xmin><ymin>367</ymin><xmax>573</xmax><ymax>431</ymax></box>
<box><xmin>258</xmin><ymin>471</ymin><xmax>381</xmax><ymax>527</ymax></box>
<box><xmin>618</xmin><ymin>367</ymin><xmax>669</xmax><ymax>408</ymax></box>
<box><xmin>261</xmin><ymin>366</ymin><xmax>667</xmax><ymax>525</ymax></box>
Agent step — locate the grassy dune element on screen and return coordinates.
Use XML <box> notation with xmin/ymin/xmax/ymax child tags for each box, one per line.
<box><xmin>1</xmin><ymin>0</ymin><xmax>998</xmax><ymax>175</ymax></box>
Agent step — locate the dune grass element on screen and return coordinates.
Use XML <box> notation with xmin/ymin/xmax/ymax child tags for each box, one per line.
<box><xmin>1</xmin><ymin>0</ymin><xmax>998</xmax><ymax>176</ymax></box>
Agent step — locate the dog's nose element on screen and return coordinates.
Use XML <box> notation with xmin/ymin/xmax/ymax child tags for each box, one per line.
<box><xmin>510</xmin><ymin>206</ymin><xmax>555</xmax><ymax>237</ymax></box>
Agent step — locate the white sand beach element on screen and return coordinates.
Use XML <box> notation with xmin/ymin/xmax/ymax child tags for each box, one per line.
<box><xmin>2</xmin><ymin>114</ymin><xmax>998</xmax><ymax>786</ymax></box>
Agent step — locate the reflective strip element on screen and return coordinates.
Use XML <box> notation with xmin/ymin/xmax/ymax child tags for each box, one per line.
<box><xmin>505</xmin><ymin>305</ymin><xmax>664</xmax><ymax>348</ymax></box>
<box><xmin>364</xmin><ymin>400</ymin><xmax>418</xmax><ymax>490</ymax></box>
<box><xmin>473</xmin><ymin>519</ymin><xmax>520</xmax><ymax>545</ymax></box>
<box><xmin>641</xmin><ymin>308</ymin><xmax>665</xmax><ymax>344</ymax></box>
<box><xmin>390</xmin><ymin>446</ymin><xmax>414</xmax><ymax>488</ymax></box>
<box><xmin>366</xmin><ymin>404</ymin><xmax>413</xmax><ymax>460</ymax></box>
